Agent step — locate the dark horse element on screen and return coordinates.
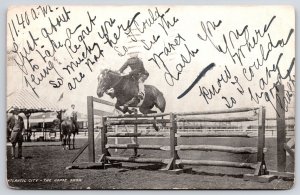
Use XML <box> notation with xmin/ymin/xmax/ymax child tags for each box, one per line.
<box><xmin>97</xmin><ymin>69</ymin><xmax>166</xmax><ymax>115</ymax></box>
<box><xmin>61</xmin><ymin>119</ymin><xmax>76</xmax><ymax>150</ymax></box>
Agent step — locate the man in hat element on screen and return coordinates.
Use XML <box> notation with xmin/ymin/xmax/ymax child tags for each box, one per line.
<box><xmin>7</xmin><ymin>108</ymin><xmax>25</xmax><ymax>159</ymax></box>
<box><xmin>66</xmin><ymin>104</ymin><xmax>79</xmax><ymax>134</ymax></box>
<box><xmin>118</xmin><ymin>53</ymin><xmax>149</xmax><ymax>109</ymax></box>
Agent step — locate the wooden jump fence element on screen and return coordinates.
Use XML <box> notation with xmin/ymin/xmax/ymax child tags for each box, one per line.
<box><xmin>96</xmin><ymin>106</ymin><xmax>268</xmax><ymax>182</ymax></box>
<box><xmin>69</xmin><ymin>84</ymin><xmax>294</xmax><ymax>182</ymax></box>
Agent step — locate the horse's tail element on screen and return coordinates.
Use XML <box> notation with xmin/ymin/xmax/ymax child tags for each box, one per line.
<box><xmin>155</xmin><ymin>89</ymin><xmax>166</xmax><ymax>113</ymax></box>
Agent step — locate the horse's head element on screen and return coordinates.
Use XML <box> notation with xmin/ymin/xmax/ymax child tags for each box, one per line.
<box><xmin>96</xmin><ymin>69</ymin><xmax>120</xmax><ymax>97</ymax></box>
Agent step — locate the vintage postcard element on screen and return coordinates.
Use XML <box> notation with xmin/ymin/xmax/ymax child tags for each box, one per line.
<box><xmin>6</xmin><ymin>5</ymin><xmax>295</xmax><ymax>189</ymax></box>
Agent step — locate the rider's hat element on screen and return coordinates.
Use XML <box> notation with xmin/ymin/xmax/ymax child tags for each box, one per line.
<box><xmin>10</xmin><ymin>108</ymin><xmax>20</xmax><ymax>114</ymax></box>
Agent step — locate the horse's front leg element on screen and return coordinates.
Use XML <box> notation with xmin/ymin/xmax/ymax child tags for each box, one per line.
<box><xmin>67</xmin><ymin>134</ymin><xmax>71</xmax><ymax>150</ymax></box>
<box><xmin>139</xmin><ymin>107</ymin><xmax>159</xmax><ymax>131</ymax></box>
<box><xmin>115</xmin><ymin>101</ymin><xmax>130</xmax><ymax>114</ymax></box>
<box><xmin>62</xmin><ymin>135</ymin><xmax>66</xmax><ymax>150</ymax></box>
<box><xmin>115</xmin><ymin>104</ymin><xmax>123</xmax><ymax>113</ymax></box>
<box><xmin>72</xmin><ymin>134</ymin><xmax>75</xmax><ymax>149</ymax></box>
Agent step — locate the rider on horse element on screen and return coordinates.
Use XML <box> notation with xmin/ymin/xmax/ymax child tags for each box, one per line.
<box><xmin>64</xmin><ymin>104</ymin><xmax>79</xmax><ymax>134</ymax></box>
<box><xmin>108</xmin><ymin>52</ymin><xmax>149</xmax><ymax>110</ymax></box>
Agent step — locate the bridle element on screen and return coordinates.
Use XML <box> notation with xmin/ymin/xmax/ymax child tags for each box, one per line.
<box><xmin>102</xmin><ymin>70</ymin><xmax>124</xmax><ymax>92</ymax></box>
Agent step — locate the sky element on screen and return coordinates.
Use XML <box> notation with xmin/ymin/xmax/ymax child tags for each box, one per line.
<box><xmin>6</xmin><ymin>5</ymin><xmax>295</xmax><ymax>117</ymax></box>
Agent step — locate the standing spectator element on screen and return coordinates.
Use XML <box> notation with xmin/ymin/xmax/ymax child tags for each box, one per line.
<box><xmin>7</xmin><ymin>108</ymin><xmax>25</xmax><ymax>159</ymax></box>
<box><xmin>6</xmin><ymin>112</ymin><xmax>12</xmax><ymax>142</ymax></box>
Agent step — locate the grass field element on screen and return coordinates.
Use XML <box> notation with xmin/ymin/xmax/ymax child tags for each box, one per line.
<box><xmin>6</xmin><ymin>135</ymin><xmax>294</xmax><ymax>189</ymax></box>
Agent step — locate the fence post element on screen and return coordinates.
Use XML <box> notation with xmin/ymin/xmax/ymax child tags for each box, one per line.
<box><xmin>133</xmin><ymin>109</ymin><xmax>138</xmax><ymax>156</ymax></box>
<box><xmin>168</xmin><ymin>113</ymin><xmax>178</xmax><ymax>170</ymax></box>
<box><xmin>101</xmin><ymin>116</ymin><xmax>108</xmax><ymax>159</ymax></box>
<box><xmin>257</xmin><ymin>106</ymin><xmax>266</xmax><ymax>165</ymax></box>
<box><xmin>87</xmin><ymin>96</ymin><xmax>95</xmax><ymax>162</ymax></box>
<box><xmin>276</xmin><ymin>84</ymin><xmax>286</xmax><ymax>172</ymax></box>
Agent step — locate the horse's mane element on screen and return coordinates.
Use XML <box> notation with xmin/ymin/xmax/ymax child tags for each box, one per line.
<box><xmin>104</xmin><ymin>68</ymin><xmax>121</xmax><ymax>76</ymax></box>
<box><xmin>103</xmin><ymin>69</ymin><xmax>133</xmax><ymax>81</ymax></box>
<box><xmin>100</xmin><ymin>68</ymin><xmax>135</xmax><ymax>91</ymax></box>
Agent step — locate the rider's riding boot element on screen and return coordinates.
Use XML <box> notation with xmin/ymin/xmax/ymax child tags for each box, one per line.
<box><xmin>138</xmin><ymin>82</ymin><xmax>145</xmax><ymax>100</ymax></box>
<box><xmin>137</xmin><ymin>91</ymin><xmax>145</xmax><ymax>100</ymax></box>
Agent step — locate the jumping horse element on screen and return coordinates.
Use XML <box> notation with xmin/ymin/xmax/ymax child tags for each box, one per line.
<box><xmin>96</xmin><ymin>69</ymin><xmax>166</xmax><ymax>131</ymax></box>
<box><xmin>97</xmin><ymin>69</ymin><xmax>166</xmax><ymax>115</ymax></box>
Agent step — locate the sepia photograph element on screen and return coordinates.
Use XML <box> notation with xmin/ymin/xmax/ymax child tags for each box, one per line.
<box><xmin>6</xmin><ymin>5</ymin><xmax>295</xmax><ymax>189</ymax></box>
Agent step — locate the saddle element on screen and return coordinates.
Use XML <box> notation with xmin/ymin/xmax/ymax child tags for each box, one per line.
<box><xmin>119</xmin><ymin>74</ymin><xmax>145</xmax><ymax>108</ymax></box>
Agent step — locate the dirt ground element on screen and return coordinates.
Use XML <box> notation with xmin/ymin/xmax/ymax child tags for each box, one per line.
<box><xmin>6</xmin><ymin>136</ymin><xmax>294</xmax><ymax>190</ymax></box>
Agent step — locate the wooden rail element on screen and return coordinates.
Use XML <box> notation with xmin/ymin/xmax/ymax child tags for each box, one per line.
<box><xmin>106</xmin><ymin>144</ymin><xmax>169</xmax><ymax>151</ymax></box>
<box><xmin>176</xmin><ymin>159</ymin><xmax>257</xmax><ymax>169</ymax></box>
<box><xmin>175</xmin><ymin>107</ymin><xmax>259</xmax><ymax>116</ymax></box>
<box><xmin>106</xmin><ymin>119</ymin><xmax>169</xmax><ymax>125</ymax></box>
<box><xmin>176</xmin><ymin>145</ymin><xmax>267</xmax><ymax>154</ymax></box>
<box><xmin>176</xmin><ymin>116</ymin><xmax>257</xmax><ymax>122</ymax></box>
<box><xmin>106</xmin><ymin>156</ymin><xmax>168</xmax><ymax>164</ymax></box>
<box><xmin>176</xmin><ymin>132</ymin><xmax>251</xmax><ymax>137</ymax></box>
<box><xmin>106</xmin><ymin>132</ymin><xmax>169</xmax><ymax>137</ymax></box>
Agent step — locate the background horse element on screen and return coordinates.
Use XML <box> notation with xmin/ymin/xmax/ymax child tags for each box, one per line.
<box><xmin>61</xmin><ymin>119</ymin><xmax>76</xmax><ymax>150</ymax></box>
<box><xmin>97</xmin><ymin>69</ymin><xmax>166</xmax><ymax>115</ymax></box>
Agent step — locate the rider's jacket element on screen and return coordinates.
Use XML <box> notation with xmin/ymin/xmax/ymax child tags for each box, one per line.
<box><xmin>119</xmin><ymin>57</ymin><xmax>149</xmax><ymax>78</ymax></box>
<box><xmin>63</xmin><ymin>108</ymin><xmax>77</xmax><ymax>122</ymax></box>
